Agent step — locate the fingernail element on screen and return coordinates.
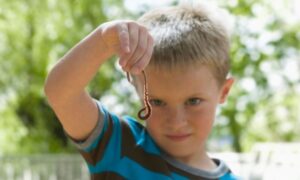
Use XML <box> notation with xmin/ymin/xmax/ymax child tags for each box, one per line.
<box><xmin>125</xmin><ymin>46</ymin><xmax>130</xmax><ymax>53</ymax></box>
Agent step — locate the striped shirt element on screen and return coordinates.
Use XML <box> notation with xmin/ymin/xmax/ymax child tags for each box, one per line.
<box><xmin>70</xmin><ymin>101</ymin><xmax>239</xmax><ymax>180</ymax></box>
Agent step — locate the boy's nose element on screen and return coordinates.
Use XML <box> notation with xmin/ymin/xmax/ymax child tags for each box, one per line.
<box><xmin>165</xmin><ymin>106</ymin><xmax>187</xmax><ymax>128</ymax></box>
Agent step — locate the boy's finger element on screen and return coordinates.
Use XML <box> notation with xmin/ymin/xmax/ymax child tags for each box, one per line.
<box><xmin>124</xmin><ymin>26</ymin><xmax>148</xmax><ymax>72</ymax></box>
<box><xmin>119</xmin><ymin>22</ymin><xmax>140</xmax><ymax>68</ymax></box>
<box><xmin>118</xmin><ymin>23</ymin><xmax>130</xmax><ymax>54</ymax></box>
<box><xmin>130</xmin><ymin>35</ymin><xmax>154</xmax><ymax>74</ymax></box>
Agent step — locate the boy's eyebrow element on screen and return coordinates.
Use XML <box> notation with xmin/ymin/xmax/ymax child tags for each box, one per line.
<box><xmin>148</xmin><ymin>94</ymin><xmax>158</xmax><ymax>98</ymax></box>
<box><xmin>148</xmin><ymin>94</ymin><xmax>164</xmax><ymax>99</ymax></box>
<box><xmin>188</xmin><ymin>93</ymin><xmax>206</xmax><ymax>97</ymax></box>
<box><xmin>148</xmin><ymin>93</ymin><xmax>207</xmax><ymax>100</ymax></box>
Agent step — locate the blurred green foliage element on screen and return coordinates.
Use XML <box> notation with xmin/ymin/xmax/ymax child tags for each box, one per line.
<box><xmin>0</xmin><ymin>0</ymin><xmax>112</xmax><ymax>154</ymax></box>
<box><xmin>212</xmin><ymin>0</ymin><xmax>300</xmax><ymax>151</ymax></box>
<box><xmin>0</xmin><ymin>0</ymin><xmax>299</xmax><ymax>154</ymax></box>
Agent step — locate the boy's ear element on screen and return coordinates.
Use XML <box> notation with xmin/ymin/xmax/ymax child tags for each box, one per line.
<box><xmin>219</xmin><ymin>77</ymin><xmax>234</xmax><ymax>104</ymax></box>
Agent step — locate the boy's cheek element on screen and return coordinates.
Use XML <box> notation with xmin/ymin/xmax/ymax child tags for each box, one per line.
<box><xmin>145</xmin><ymin>110</ymin><xmax>166</xmax><ymax>128</ymax></box>
<box><xmin>187</xmin><ymin>107</ymin><xmax>217</xmax><ymax>123</ymax></box>
<box><xmin>146</xmin><ymin>111</ymin><xmax>161</xmax><ymax>123</ymax></box>
<box><xmin>145</xmin><ymin>118</ymin><xmax>161</xmax><ymax>136</ymax></box>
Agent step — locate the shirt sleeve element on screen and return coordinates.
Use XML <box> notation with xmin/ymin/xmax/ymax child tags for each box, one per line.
<box><xmin>68</xmin><ymin>100</ymin><xmax>123</xmax><ymax>170</ymax></box>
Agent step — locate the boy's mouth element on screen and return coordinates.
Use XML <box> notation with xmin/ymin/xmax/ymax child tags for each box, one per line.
<box><xmin>165</xmin><ymin>134</ymin><xmax>191</xmax><ymax>141</ymax></box>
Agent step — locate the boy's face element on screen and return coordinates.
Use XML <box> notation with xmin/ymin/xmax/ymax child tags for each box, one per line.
<box><xmin>134</xmin><ymin>65</ymin><xmax>233</xmax><ymax>164</ymax></box>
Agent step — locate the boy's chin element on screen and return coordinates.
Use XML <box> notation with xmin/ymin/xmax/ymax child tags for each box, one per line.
<box><xmin>163</xmin><ymin>146</ymin><xmax>195</xmax><ymax>159</ymax></box>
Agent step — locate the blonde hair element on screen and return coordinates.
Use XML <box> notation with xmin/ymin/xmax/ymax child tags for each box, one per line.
<box><xmin>137</xmin><ymin>3</ymin><xmax>231</xmax><ymax>85</ymax></box>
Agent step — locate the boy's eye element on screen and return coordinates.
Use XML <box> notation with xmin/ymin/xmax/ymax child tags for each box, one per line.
<box><xmin>185</xmin><ymin>98</ymin><xmax>202</xmax><ymax>106</ymax></box>
<box><xmin>149</xmin><ymin>99</ymin><xmax>164</xmax><ymax>106</ymax></box>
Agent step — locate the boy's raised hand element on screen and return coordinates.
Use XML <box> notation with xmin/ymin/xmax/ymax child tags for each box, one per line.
<box><xmin>100</xmin><ymin>20</ymin><xmax>154</xmax><ymax>74</ymax></box>
<box><xmin>44</xmin><ymin>20</ymin><xmax>154</xmax><ymax>140</ymax></box>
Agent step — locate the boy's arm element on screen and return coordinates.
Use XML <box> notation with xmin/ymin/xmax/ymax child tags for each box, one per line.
<box><xmin>44</xmin><ymin>21</ymin><xmax>153</xmax><ymax>141</ymax></box>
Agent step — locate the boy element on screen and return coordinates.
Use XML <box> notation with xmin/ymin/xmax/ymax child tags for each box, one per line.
<box><xmin>44</xmin><ymin>2</ymin><xmax>238</xmax><ymax>180</ymax></box>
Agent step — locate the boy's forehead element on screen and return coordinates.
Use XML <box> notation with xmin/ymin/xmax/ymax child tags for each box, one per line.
<box><xmin>145</xmin><ymin>62</ymin><xmax>218</xmax><ymax>78</ymax></box>
<box><xmin>134</xmin><ymin>64</ymin><xmax>218</xmax><ymax>96</ymax></box>
<box><xmin>145</xmin><ymin>62</ymin><xmax>204</xmax><ymax>74</ymax></box>
<box><xmin>144</xmin><ymin>62</ymin><xmax>224</xmax><ymax>86</ymax></box>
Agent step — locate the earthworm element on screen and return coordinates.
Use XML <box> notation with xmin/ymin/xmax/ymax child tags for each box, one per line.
<box><xmin>126</xmin><ymin>71</ymin><xmax>152</xmax><ymax>120</ymax></box>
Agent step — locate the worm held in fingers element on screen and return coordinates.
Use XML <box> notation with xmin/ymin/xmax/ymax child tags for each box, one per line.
<box><xmin>126</xmin><ymin>71</ymin><xmax>152</xmax><ymax>120</ymax></box>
